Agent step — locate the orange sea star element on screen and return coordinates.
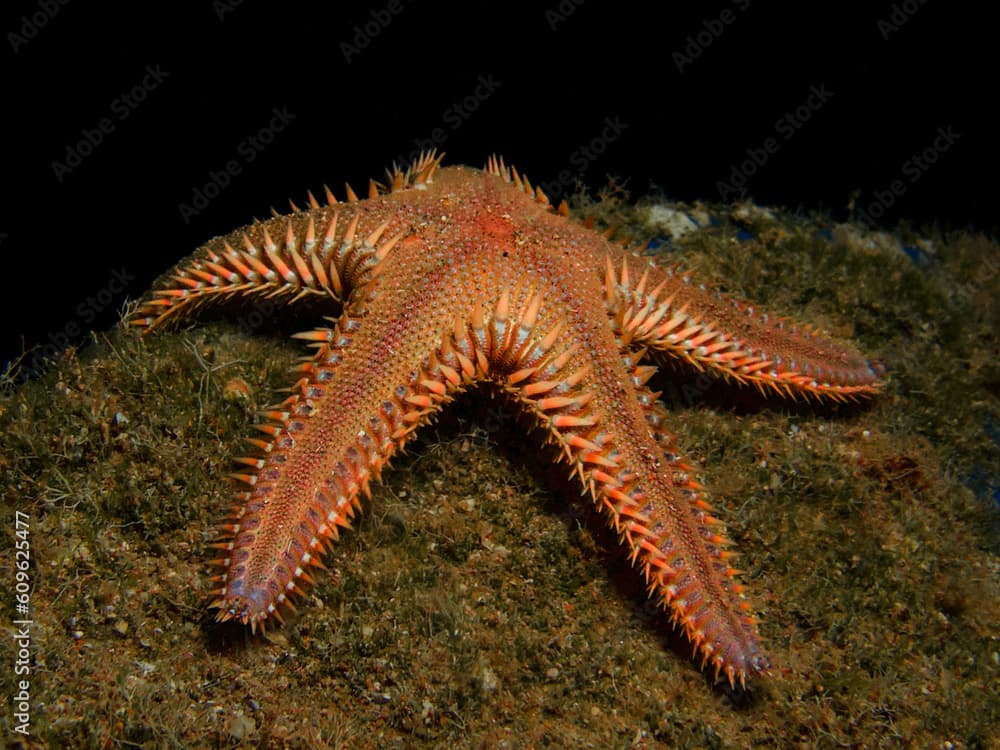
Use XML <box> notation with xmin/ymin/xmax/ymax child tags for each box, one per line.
<box><xmin>132</xmin><ymin>153</ymin><xmax>881</xmax><ymax>687</ymax></box>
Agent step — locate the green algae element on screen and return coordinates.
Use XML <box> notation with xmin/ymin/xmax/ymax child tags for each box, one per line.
<box><xmin>1</xmin><ymin>190</ymin><xmax>998</xmax><ymax>748</ymax></box>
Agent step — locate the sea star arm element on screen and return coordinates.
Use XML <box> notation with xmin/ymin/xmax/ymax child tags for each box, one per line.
<box><xmin>604</xmin><ymin>252</ymin><xmax>882</xmax><ymax>400</ymax></box>
<box><xmin>209</xmin><ymin>306</ymin><xmax>474</xmax><ymax>629</ymax></box>
<box><xmin>131</xmin><ymin>155</ymin><xmax>442</xmax><ymax>332</ymax></box>
<box><xmin>130</xmin><ymin>209</ymin><xmax>398</xmax><ymax>331</ymax></box>
<box><xmin>503</xmin><ymin>334</ymin><xmax>769</xmax><ymax>686</ymax></box>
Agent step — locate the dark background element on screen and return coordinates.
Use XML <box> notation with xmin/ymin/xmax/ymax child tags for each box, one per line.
<box><xmin>2</xmin><ymin>2</ymin><xmax>994</xmax><ymax>376</ymax></box>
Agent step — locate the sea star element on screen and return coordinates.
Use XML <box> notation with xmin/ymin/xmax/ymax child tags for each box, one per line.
<box><xmin>132</xmin><ymin>153</ymin><xmax>881</xmax><ymax>687</ymax></box>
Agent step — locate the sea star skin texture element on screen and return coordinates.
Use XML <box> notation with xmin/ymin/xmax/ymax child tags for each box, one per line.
<box><xmin>132</xmin><ymin>154</ymin><xmax>881</xmax><ymax>687</ymax></box>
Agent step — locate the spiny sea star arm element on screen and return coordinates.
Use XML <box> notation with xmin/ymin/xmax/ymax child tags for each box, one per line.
<box><xmin>494</xmin><ymin>300</ymin><xmax>768</xmax><ymax>687</ymax></box>
<box><xmin>209</xmin><ymin>301</ymin><xmax>483</xmax><ymax>628</ymax></box>
<box><xmin>603</xmin><ymin>251</ymin><xmax>883</xmax><ymax>401</ymax></box>
<box><xmin>131</xmin><ymin>207</ymin><xmax>403</xmax><ymax>331</ymax></box>
<box><xmin>130</xmin><ymin>151</ymin><xmax>447</xmax><ymax>334</ymax></box>
<box><xmin>624</xmin><ymin>347</ymin><xmax>770</xmax><ymax>683</ymax></box>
